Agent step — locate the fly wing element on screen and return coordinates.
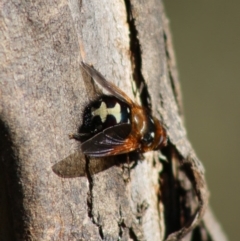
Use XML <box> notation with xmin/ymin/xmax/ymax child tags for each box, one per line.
<box><xmin>81</xmin><ymin>123</ymin><xmax>138</xmax><ymax>157</ymax></box>
<box><xmin>81</xmin><ymin>62</ymin><xmax>134</xmax><ymax>106</ymax></box>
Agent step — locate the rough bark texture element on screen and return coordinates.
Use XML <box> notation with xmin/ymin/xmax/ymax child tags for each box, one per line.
<box><xmin>0</xmin><ymin>1</ymin><xmax>228</xmax><ymax>241</ymax></box>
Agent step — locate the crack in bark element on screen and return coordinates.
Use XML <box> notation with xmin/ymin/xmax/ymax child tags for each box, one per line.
<box><xmin>123</xmin><ymin>1</ymin><xmax>150</xmax><ymax>240</ymax></box>
<box><xmin>160</xmin><ymin>145</ymin><xmax>182</xmax><ymax>239</ymax></box>
<box><xmin>124</xmin><ymin>0</ymin><xmax>152</xmax><ymax>112</ymax></box>
<box><xmin>129</xmin><ymin>227</ymin><xmax>139</xmax><ymax>241</ymax></box>
<box><xmin>118</xmin><ymin>206</ymin><xmax>124</xmax><ymax>240</ymax></box>
<box><xmin>85</xmin><ymin>157</ymin><xmax>104</xmax><ymax>240</ymax></box>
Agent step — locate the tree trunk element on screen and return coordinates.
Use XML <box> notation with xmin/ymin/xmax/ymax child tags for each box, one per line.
<box><xmin>0</xmin><ymin>1</ymin><xmax>228</xmax><ymax>241</ymax></box>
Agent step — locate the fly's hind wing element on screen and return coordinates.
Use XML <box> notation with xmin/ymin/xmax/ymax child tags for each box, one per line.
<box><xmin>81</xmin><ymin>62</ymin><xmax>133</xmax><ymax>106</ymax></box>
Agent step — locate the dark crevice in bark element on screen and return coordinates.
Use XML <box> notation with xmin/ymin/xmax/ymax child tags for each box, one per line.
<box><xmin>0</xmin><ymin>119</ymin><xmax>25</xmax><ymax>241</ymax></box>
<box><xmin>179</xmin><ymin>164</ymin><xmax>199</xmax><ymax>229</ymax></box>
<box><xmin>99</xmin><ymin>226</ymin><xmax>104</xmax><ymax>240</ymax></box>
<box><xmin>129</xmin><ymin>228</ymin><xmax>139</xmax><ymax>241</ymax></box>
<box><xmin>191</xmin><ymin>222</ymin><xmax>212</xmax><ymax>241</ymax></box>
<box><xmin>160</xmin><ymin>144</ymin><xmax>202</xmax><ymax>240</ymax></box>
<box><xmin>118</xmin><ymin>225</ymin><xmax>123</xmax><ymax>240</ymax></box>
<box><xmin>160</xmin><ymin>144</ymin><xmax>182</xmax><ymax>238</ymax></box>
<box><xmin>124</xmin><ymin>0</ymin><xmax>152</xmax><ymax>112</ymax></box>
<box><xmin>179</xmin><ymin>162</ymin><xmax>203</xmax><ymax>230</ymax></box>
<box><xmin>85</xmin><ymin>156</ymin><xmax>93</xmax><ymax>219</ymax></box>
<box><xmin>118</xmin><ymin>206</ymin><xmax>124</xmax><ymax>239</ymax></box>
<box><xmin>85</xmin><ymin>157</ymin><xmax>103</xmax><ymax>240</ymax></box>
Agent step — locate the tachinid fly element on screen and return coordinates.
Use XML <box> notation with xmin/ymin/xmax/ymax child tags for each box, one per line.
<box><xmin>71</xmin><ymin>62</ymin><xmax>167</xmax><ymax>157</ymax></box>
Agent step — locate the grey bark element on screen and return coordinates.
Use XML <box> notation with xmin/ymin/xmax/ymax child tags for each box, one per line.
<box><xmin>0</xmin><ymin>1</ymin><xmax>228</xmax><ymax>241</ymax></box>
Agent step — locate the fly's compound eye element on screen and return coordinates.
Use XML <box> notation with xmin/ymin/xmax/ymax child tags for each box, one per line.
<box><xmin>141</xmin><ymin>116</ymin><xmax>156</xmax><ymax>147</ymax></box>
<box><xmin>141</xmin><ymin>131</ymin><xmax>155</xmax><ymax>146</ymax></box>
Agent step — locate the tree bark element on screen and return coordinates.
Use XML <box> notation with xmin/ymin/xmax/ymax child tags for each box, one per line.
<box><xmin>0</xmin><ymin>1</ymin><xmax>228</xmax><ymax>241</ymax></box>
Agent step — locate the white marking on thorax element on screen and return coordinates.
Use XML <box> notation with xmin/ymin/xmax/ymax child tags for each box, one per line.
<box><xmin>91</xmin><ymin>102</ymin><xmax>121</xmax><ymax>123</ymax></box>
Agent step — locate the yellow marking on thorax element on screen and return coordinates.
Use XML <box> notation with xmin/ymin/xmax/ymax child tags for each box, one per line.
<box><xmin>91</xmin><ymin>102</ymin><xmax>121</xmax><ymax>123</ymax></box>
<box><xmin>107</xmin><ymin>103</ymin><xmax>121</xmax><ymax>123</ymax></box>
<box><xmin>92</xmin><ymin>102</ymin><xmax>107</xmax><ymax>122</ymax></box>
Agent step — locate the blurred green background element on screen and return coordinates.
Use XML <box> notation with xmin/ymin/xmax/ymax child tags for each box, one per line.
<box><xmin>164</xmin><ymin>1</ymin><xmax>239</xmax><ymax>240</ymax></box>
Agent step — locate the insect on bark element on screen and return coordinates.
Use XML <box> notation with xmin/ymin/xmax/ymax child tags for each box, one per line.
<box><xmin>70</xmin><ymin>62</ymin><xmax>167</xmax><ymax>156</ymax></box>
<box><xmin>52</xmin><ymin>62</ymin><xmax>208</xmax><ymax>241</ymax></box>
